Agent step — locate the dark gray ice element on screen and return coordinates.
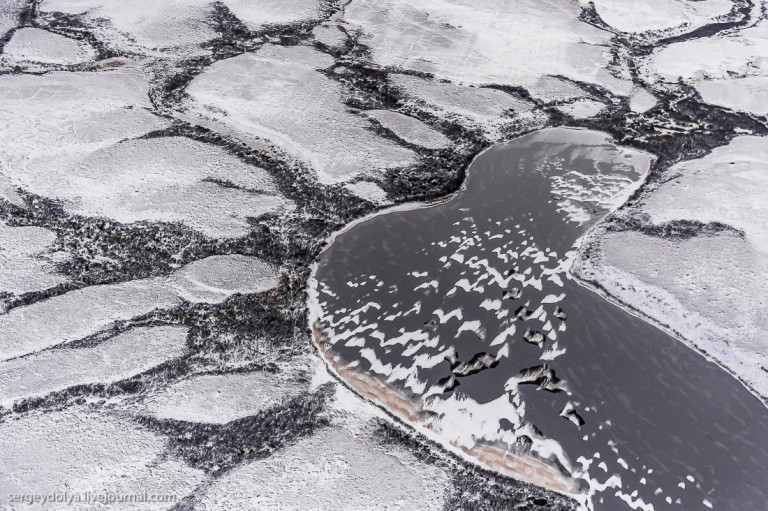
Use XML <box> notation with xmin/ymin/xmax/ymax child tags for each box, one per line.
<box><xmin>312</xmin><ymin>128</ymin><xmax>768</xmax><ymax>510</ymax></box>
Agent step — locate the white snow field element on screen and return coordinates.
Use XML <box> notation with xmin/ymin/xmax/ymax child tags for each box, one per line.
<box><xmin>0</xmin><ymin>66</ymin><xmax>171</xmax><ymax>202</ymax></box>
<box><xmin>628</xmin><ymin>87</ymin><xmax>658</xmax><ymax>113</ymax></box>
<box><xmin>0</xmin><ymin>408</ymin><xmax>206</xmax><ymax>510</ymax></box>
<box><xmin>184</xmin><ymin>44</ymin><xmax>416</xmax><ymax>184</ymax></box>
<box><xmin>527</xmin><ymin>76</ymin><xmax>588</xmax><ymax>104</ymax></box>
<box><xmin>555</xmin><ymin>99</ymin><xmax>605</xmax><ymax>120</ymax></box>
<box><xmin>170</xmin><ymin>254</ymin><xmax>280</xmax><ymax>304</ymax></box>
<box><xmin>576</xmin><ymin>136</ymin><xmax>768</xmax><ymax>397</ymax></box>
<box><xmin>588</xmin><ymin>0</ymin><xmax>733</xmax><ymax>33</ymax></box>
<box><xmin>344</xmin><ymin>0</ymin><xmax>632</xmax><ymax>97</ymax></box>
<box><xmin>0</xmin><ymin>325</ymin><xmax>189</xmax><ymax>408</ymax></box>
<box><xmin>0</xmin><ymin>255</ymin><xmax>278</xmax><ymax>361</ymax></box>
<box><xmin>695</xmin><ymin>76</ymin><xmax>768</xmax><ymax>117</ymax></box>
<box><xmin>48</xmin><ymin>136</ymin><xmax>293</xmax><ymax>238</ymax></box>
<box><xmin>39</xmin><ymin>0</ymin><xmax>218</xmax><ymax>56</ymax></box>
<box><xmin>343</xmin><ymin>181</ymin><xmax>392</xmax><ymax>205</ymax></box>
<box><xmin>195</xmin><ymin>428</ymin><xmax>449</xmax><ymax>511</ymax></box>
<box><xmin>642</xmin><ymin>137</ymin><xmax>768</xmax><ymax>255</ymax></box>
<box><xmin>0</xmin><ymin>220</ymin><xmax>67</xmax><ymax>296</ymax></box>
<box><xmin>364</xmin><ymin>110</ymin><xmax>451</xmax><ymax>149</ymax></box>
<box><xmin>0</xmin><ymin>279</ymin><xmax>180</xmax><ymax>362</ymax></box>
<box><xmin>1</xmin><ymin>27</ymin><xmax>96</xmax><ymax>65</ymax></box>
<box><xmin>0</xmin><ymin>0</ymin><xmax>23</xmax><ymax>40</ymax></box>
<box><xmin>0</xmin><ymin>68</ymin><xmax>292</xmax><ymax>237</ymax></box>
<box><xmin>143</xmin><ymin>370</ymin><xmax>304</xmax><ymax>424</ymax></box>
<box><xmin>311</xmin><ymin>22</ymin><xmax>348</xmax><ymax>50</ymax></box>
<box><xmin>222</xmin><ymin>0</ymin><xmax>325</xmax><ymax>30</ymax></box>
<box><xmin>643</xmin><ymin>19</ymin><xmax>768</xmax><ymax>115</ymax></box>
<box><xmin>390</xmin><ymin>74</ymin><xmax>537</xmax><ymax>139</ymax></box>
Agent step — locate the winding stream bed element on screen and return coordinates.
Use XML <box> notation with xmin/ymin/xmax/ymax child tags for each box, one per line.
<box><xmin>309</xmin><ymin>128</ymin><xmax>768</xmax><ymax>510</ymax></box>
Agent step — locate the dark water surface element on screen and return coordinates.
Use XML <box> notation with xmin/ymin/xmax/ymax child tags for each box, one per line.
<box><xmin>312</xmin><ymin>128</ymin><xmax>768</xmax><ymax>510</ymax></box>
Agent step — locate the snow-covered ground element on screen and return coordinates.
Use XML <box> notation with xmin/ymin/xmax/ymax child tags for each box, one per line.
<box><xmin>223</xmin><ymin>0</ymin><xmax>326</xmax><ymax>30</ymax></box>
<box><xmin>143</xmin><ymin>370</ymin><xmax>305</xmax><ymax>424</ymax></box>
<box><xmin>1</xmin><ymin>27</ymin><xmax>96</xmax><ymax>65</ymax></box>
<box><xmin>52</xmin><ymin>137</ymin><xmax>293</xmax><ymax>239</ymax></box>
<box><xmin>0</xmin><ymin>66</ymin><xmax>294</xmax><ymax>237</ymax></box>
<box><xmin>364</xmin><ymin>110</ymin><xmax>451</xmax><ymax>150</ymax></box>
<box><xmin>0</xmin><ymin>408</ymin><xmax>206</xmax><ymax>510</ymax></box>
<box><xmin>0</xmin><ymin>254</ymin><xmax>278</xmax><ymax>363</ymax></box>
<box><xmin>575</xmin><ymin>136</ymin><xmax>768</xmax><ymax>398</ymax></box>
<box><xmin>39</xmin><ymin>0</ymin><xmax>218</xmax><ymax>57</ymax></box>
<box><xmin>0</xmin><ymin>67</ymin><xmax>172</xmax><ymax>206</ymax></box>
<box><xmin>184</xmin><ymin>45</ymin><xmax>417</xmax><ymax>184</ymax></box>
<box><xmin>0</xmin><ymin>326</ymin><xmax>189</xmax><ymax>408</ymax></box>
<box><xmin>642</xmin><ymin>19</ymin><xmax>768</xmax><ymax>115</ymax></box>
<box><xmin>194</xmin><ymin>427</ymin><xmax>449</xmax><ymax>510</ymax></box>
<box><xmin>1</xmin><ymin>0</ymin><xmax>765</xmax><ymax>509</ymax></box>
<box><xmin>345</xmin><ymin>0</ymin><xmax>632</xmax><ymax>97</ymax></box>
<box><xmin>390</xmin><ymin>73</ymin><xmax>539</xmax><ymax>139</ymax></box>
<box><xmin>0</xmin><ymin>0</ymin><xmax>23</xmax><ymax>40</ymax></box>
<box><xmin>192</xmin><ymin>365</ymin><xmax>451</xmax><ymax>511</ymax></box>
<box><xmin>0</xmin><ymin>220</ymin><xmax>67</xmax><ymax>297</ymax></box>
<box><xmin>588</xmin><ymin>0</ymin><xmax>733</xmax><ymax>34</ymax></box>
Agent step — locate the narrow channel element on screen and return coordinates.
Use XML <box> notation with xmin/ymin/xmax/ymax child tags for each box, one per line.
<box><xmin>310</xmin><ymin>128</ymin><xmax>768</xmax><ymax>510</ymax></box>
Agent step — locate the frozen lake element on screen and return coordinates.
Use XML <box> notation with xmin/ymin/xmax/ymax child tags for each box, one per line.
<box><xmin>311</xmin><ymin>128</ymin><xmax>768</xmax><ymax>510</ymax></box>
